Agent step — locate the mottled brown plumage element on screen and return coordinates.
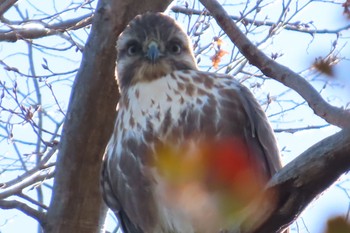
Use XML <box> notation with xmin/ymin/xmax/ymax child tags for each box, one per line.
<box><xmin>101</xmin><ymin>12</ymin><xmax>283</xmax><ymax>233</ymax></box>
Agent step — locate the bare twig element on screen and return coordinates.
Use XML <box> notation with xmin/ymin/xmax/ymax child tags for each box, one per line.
<box><xmin>274</xmin><ymin>124</ymin><xmax>330</xmax><ymax>133</ymax></box>
<box><xmin>1</xmin><ymin>144</ymin><xmax>57</xmax><ymax>187</ymax></box>
<box><xmin>0</xmin><ymin>59</ymin><xmax>78</xmax><ymax>78</ymax></box>
<box><xmin>45</xmin><ymin>82</ymin><xmax>66</xmax><ymax>117</ymax></box>
<box><xmin>0</xmin><ymin>199</ymin><xmax>46</xmax><ymax>225</ymax></box>
<box><xmin>172</xmin><ymin>6</ymin><xmax>350</xmax><ymax>35</ymax></box>
<box><xmin>17</xmin><ymin>192</ymin><xmax>49</xmax><ymax>210</ymax></box>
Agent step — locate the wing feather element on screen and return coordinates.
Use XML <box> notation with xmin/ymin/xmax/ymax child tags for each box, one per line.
<box><xmin>236</xmin><ymin>81</ymin><xmax>282</xmax><ymax>175</ymax></box>
<box><xmin>102</xmin><ymin>131</ymin><xmax>157</xmax><ymax>233</ymax></box>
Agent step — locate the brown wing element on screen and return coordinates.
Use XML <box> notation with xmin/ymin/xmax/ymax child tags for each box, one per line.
<box><xmin>231</xmin><ymin>77</ymin><xmax>282</xmax><ymax>176</ymax></box>
<box><xmin>101</xmin><ymin>161</ymin><xmax>143</xmax><ymax>233</ymax></box>
<box><xmin>101</xmin><ymin>131</ymin><xmax>157</xmax><ymax>233</ymax></box>
<box><xmin>217</xmin><ymin>78</ymin><xmax>288</xmax><ymax>232</ymax></box>
<box><xmin>195</xmin><ymin>71</ymin><xmax>282</xmax><ymax>179</ymax></box>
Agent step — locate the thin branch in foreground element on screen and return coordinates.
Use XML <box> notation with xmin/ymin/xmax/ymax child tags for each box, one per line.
<box><xmin>199</xmin><ymin>0</ymin><xmax>350</xmax><ymax>128</ymax></box>
<box><xmin>274</xmin><ymin>124</ymin><xmax>330</xmax><ymax>134</ymax></box>
<box><xmin>17</xmin><ymin>192</ymin><xmax>49</xmax><ymax>210</ymax></box>
<box><xmin>0</xmin><ymin>199</ymin><xmax>46</xmax><ymax>225</ymax></box>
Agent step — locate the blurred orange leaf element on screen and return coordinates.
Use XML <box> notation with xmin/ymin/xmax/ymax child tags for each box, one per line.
<box><xmin>155</xmin><ymin>137</ymin><xmax>272</xmax><ymax>226</ymax></box>
<box><xmin>211</xmin><ymin>37</ymin><xmax>229</xmax><ymax>69</ymax></box>
<box><xmin>211</xmin><ymin>49</ymin><xmax>229</xmax><ymax>69</ymax></box>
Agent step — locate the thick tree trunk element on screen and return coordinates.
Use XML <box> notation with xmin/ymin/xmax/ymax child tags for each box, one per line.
<box><xmin>44</xmin><ymin>0</ymin><xmax>171</xmax><ymax>232</ymax></box>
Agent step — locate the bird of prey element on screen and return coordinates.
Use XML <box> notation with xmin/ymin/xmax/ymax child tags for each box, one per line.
<box><xmin>101</xmin><ymin>12</ymin><xmax>283</xmax><ymax>233</ymax></box>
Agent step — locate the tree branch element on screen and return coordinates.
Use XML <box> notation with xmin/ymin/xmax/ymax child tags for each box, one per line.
<box><xmin>199</xmin><ymin>0</ymin><xmax>350</xmax><ymax>128</ymax></box>
<box><xmin>0</xmin><ymin>0</ymin><xmax>18</xmax><ymax>17</ymax></box>
<box><xmin>0</xmin><ymin>144</ymin><xmax>57</xmax><ymax>199</ymax></box>
<box><xmin>230</xmin><ymin>129</ymin><xmax>350</xmax><ymax>233</ymax></box>
<box><xmin>0</xmin><ymin>13</ymin><xmax>93</xmax><ymax>42</ymax></box>
<box><xmin>171</xmin><ymin>6</ymin><xmax>350</xmax><ymax>35</ymax></box>
<box><xmin>0</xmin><ymin>169</ymin><xmax>55</xmax><ymax>199</ymax></box>
<box><xmin>0</xmin><ymin>199</ymin><xmax>46</xmax><ymax>225</ymax></box>
<box><xmin>17</xmin><ymin>192</ymin><xmax>49</xmax><ymax>210</ymax></box>
<box><xmin>273</xmin><ymin>124</ymin><xmax>330</xmax><ymax>134</ymax></box>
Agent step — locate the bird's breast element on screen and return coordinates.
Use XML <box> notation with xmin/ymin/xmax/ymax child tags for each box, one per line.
<box><xmin>119</xmin><ymin>71</ymin><xmax>219</xmax><ymax>137</ymax></box>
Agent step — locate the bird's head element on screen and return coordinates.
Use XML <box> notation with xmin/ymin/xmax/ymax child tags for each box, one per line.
<box><xmin>116</xmin><ymin>12</ymin><xmax>198</xmax><ymax>90</ymax></box>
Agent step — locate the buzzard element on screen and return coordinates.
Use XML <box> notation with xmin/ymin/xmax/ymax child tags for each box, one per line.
<box><xmin>102</xmin><ymin>12</ymin><xmax>283</xmax><ymax>233</ymax></box>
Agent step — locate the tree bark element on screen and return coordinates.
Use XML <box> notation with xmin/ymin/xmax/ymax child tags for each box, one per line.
<box><xmin>44</xmin><ymin>0</ymin><xmax>171</xmax><ymax>232</ymax></box>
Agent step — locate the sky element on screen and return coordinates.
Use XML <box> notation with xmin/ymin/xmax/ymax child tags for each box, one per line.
<box><xmin>1</xmin><ymin>0</ymin><xmax>350</xmax><ymax>233</ymax></box>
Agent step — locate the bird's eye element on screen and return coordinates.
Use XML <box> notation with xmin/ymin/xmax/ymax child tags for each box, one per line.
<box><xmin>169</xmin><ymin>43</ymin><xmax>181</xmax><ymax>54</ymax></box>
<box><xmin>127</xmin><ymin>44</ymin><xmax>140</xmax><ymax>56</ymax></box>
